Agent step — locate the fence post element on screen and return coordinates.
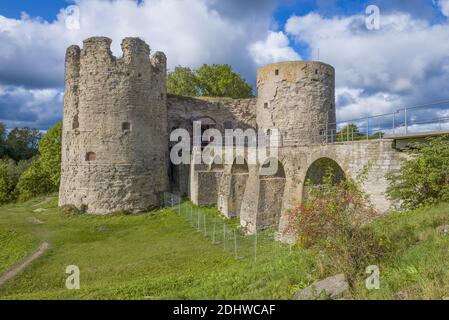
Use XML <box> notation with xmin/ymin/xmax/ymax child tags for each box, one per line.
<box><xmin>404</xmin><ymin>107</ymin><xmax>408</xmax><ymax>135</ymax></box>
<box><xmin>234</xmin><ymin>230</ymin><xmax>238</xmax><ymax>259</ymax></box>
<box><xmin>212</xmin><ymin>220</ymin><xmax>216</xmax><ymax>244</ymax></box>
<box><xmin>223</xmin><ymin>224</ymin><xmax>227</xmax><ymax>251</ymax></box>
<box><xmin>204</xmin><ymin>214</ymin><xmax>207</xmax><ymax>236</ymax></box>
<box><xmin>366</xmin><ymin>118</ymin><xmax>369</xmax><ymax>140</ymax></box>
<box><xmin>197</xmin><ymin>212</ymin><xmax>201</xmax><ymax>231</ymax></box>
<box><xmin>392</xmin><ymin>111</ymin><xmax>396</xmax><ymax>135</ymax></box>
<box><xmin>254</xmin><ymin>231</ymin><xmax>258</xmax><ymax>263</ymax></box>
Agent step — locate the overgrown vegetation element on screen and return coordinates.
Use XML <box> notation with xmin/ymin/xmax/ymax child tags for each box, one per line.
<box><xmin>1</xmin><ymin>197</ymin><xmax>449</xmax><ymax>300</ymax></box>
<box><xmin>167</xmin><ymin>64</ymin><xmax>254</xmax><ymax>99</ymax></box>
<box><xmin>0</xmin><ymin>122</ymin><xmax>62</xmax><ymax>204</ymax></box>
<box><xmin>0</xmin><ymin>124</ymin><xmax>41</xmax><ymax>162</ymax></box>
<box><xmin>387</xmin><ymin>135</ymin><xmax>449</xmax><ymax>210</ymax></box>
<box><xmin>287</xmin><ymin>167</ymin><xmax>387</xmax><ymax>288</ymax></box>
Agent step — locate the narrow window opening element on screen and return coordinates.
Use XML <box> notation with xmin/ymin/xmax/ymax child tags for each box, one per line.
<box><xmin>315</xmin><ymin>69</ymin><xmax>319</xmax><ymax>75</ymax></box>
<box><xmin>264</xmin><ymin>102</ymin><xmax>268</xmax><ymax>108</ymax></box>
<box><xmin>122</xmin><ymin>122</ymin><xmax>131</xmax><ymax>132</ymax></box>
<box><xmin>86</xmin><ymin>152</ymin><xmax>96</xmax><ymax>161</ymax></box>
<box><xmin>275</xmin><ymin>69</ymin><xmax>279</xmax><ymax>76</ymax></box>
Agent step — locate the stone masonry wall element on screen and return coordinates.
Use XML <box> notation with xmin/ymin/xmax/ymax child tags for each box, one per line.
<box><xmin>59</xmin><ymin>37</ymin><xmax>169</xmax><ymax>214</ymax></box>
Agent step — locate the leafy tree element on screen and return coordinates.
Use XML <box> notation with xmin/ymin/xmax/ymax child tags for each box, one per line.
<box><xmin>167</xmin><ymin>67</ymin><xmax>199</xmax><ymax>97</ymax></box>
<box><xmin>337</xmin><ymin>124</ymin><xmax>364</xmax><ymax>142</ymax></box>
<box><xmin>387</xmin><ymin>135</ymin><xmax>449</xmax><ymax>210</ymax></box>
<box><xmin>5</xmin><ymin>127</ymin><xmax>41</xmax><ymax>161</ymax></box>
<box><xmin>195</xmin><ymin>64</ymin><xmax>254</xmax><ymax>99</ymax></box>
<box><xmin>167</xmin><ymin>64</ymin><xmax>254</xmax><ymax>99</ymax></box>
<box><xmin>38</xmin><ymin>122</ymin><xmax>62</xmax><ymax>187</ymax></box>
<box><xmin>0</xmin><ymin>123</ymin><xmax>6</xmax><ymax>158</ymax></box>
<box><xmin>15</xmin><ymin>159</ymin><xmax>54</xmax><ymax>202</ymax></box>
<box><xmin>0</xmin><ymin>159</ymin><xmax>29</xmax><ymax>203</ymax></box>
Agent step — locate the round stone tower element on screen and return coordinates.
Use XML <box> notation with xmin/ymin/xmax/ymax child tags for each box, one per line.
<box><xmin>256</xmin><ymin>61</ymin><xmax>336</xmax><ymax>144</ymax></box>
<box><xmin>59</xmin><ymin>37</ymin><xmax>169</xmax><ymax>214</ymax></box>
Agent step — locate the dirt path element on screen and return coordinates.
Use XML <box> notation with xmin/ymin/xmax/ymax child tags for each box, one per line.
<box><xmin>0</xmin><ymin>241</ymin><xmax>50</xmax><ymax>287</ymax></box>
<box><xmin>31</xmin><ymin>196</ymin><xmax>57</xmax><ymax>208</ymax></box>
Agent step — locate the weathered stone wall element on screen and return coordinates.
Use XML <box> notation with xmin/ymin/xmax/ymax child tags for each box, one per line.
<box><xmin>257</xmin><ymin>61</ymin><xmax>336</xmax><ymax>144</ymax></box>
<box><xmin>167</xmin><ymin>96</ymin><xmax>256</xmax><ymax>193</ymax></box>
<box><xmin>167</xmin><ymin>96</ymin><xmax>256</xmax><ymax>134</ymax></box>
<box><xmin>59</xmin><ymin>37</ymin><xmax>169</xmax><ymax>214</ymax></box>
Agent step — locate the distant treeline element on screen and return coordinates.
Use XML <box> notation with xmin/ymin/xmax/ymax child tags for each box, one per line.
<box><xmin>0</xmin><ymin>122</ymin><xmax>61</xmax><ymax>204</ymax></box>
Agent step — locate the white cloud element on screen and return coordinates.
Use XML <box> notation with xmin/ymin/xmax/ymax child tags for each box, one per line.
<box><xmin>0</xmin><ymin>86</ymin><xmax>63</xmax><ymax>129</ymax></box>
<box><xmin>285</xmin><ymin>12</ymin><xmax>449</xmax><ymax>123</ymax></box>
<box><xmin>0</xmin><ymin>0</ymin><xmax>286</xmax><ymax>128</ymax></box>
<box><xmin>248</xmin><ymin>31</ymin><xmax>301</xmax><ymax>66</ymax></box>
<box><xmin>438</xmin><ymin>0</ymin><xmax>449</xmax><ymax>17</ymax></box>
<box><xmin>0</xmin><ymin>0</ymin><xmax>279</xmax><ymax>89</ymax></box>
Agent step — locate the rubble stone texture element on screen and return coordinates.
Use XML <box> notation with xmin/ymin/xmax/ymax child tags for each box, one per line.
<box><xmin>60</xmin><ymin>37</ymin><xmax>404</xmax><ymax>239</ymax></box>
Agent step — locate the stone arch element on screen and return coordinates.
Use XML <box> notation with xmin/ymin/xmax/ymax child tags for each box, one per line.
<box><xmin>304</xmin><ymin>157</ymin><xmax>346</xmax><ymax>186</ymax></box>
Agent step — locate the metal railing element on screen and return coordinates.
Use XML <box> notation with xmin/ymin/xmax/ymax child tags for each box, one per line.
<box><xmin>301</xmin><ymin>99</ymin><xmax>449</xmax><ymax>144</ymax></box>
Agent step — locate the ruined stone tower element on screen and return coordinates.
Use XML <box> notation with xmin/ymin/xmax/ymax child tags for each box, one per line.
<box><xmin>59</xmin><ymin>37</ymin><xmax>169</xmax><ymax>214</ymax></box>
<box><xmin>256</xmin><ymin>61</ymin><xmax>336</xmax><ymax>144</ymax></box>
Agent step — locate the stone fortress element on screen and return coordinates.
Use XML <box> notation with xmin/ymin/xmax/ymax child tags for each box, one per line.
<box><xmin>59</xmin><ymin>37</ymin><xmax>404</xmax><ymax>239</ymax></box>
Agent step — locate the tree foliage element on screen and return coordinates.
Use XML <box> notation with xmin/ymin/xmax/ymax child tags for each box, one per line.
<box><xmin>287</xmin><ymin>165</ymin><xmax>386</xmax><ymax>288</ymax></box>
<box><xmin>1</xmin><ymin>127</ymin><xmax>41</xmax><ymax>161</ymax></box>
<box><xmin>167</xmin><ymin>64</ymin><xmax>254</xmax><ymax>99</ymax></box>
<box><xmin>167</xmin><ymin>67</ymin><xmax>199</xmax><ymax>97</ymax></box>
<box><xmin>15</xmin><ymin>159</ymin><xmax>55</xmax><ymax>202</ymax></box>
<box><xmin>0</xmin><ymin>159</ymin><xmax>29</xmax><ymax>204</ymax></box>
<box><xmin>387</xmin><ymin>136</ymin><xmax>449</xmax><ymax>210</ymax></box>
<box><xmin>38</xmin><ymin>122</ymin><xmax>62</xmax><ymax>187</ymax></box>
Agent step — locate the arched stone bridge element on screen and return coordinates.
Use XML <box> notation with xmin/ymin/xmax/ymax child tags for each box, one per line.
<box><xmin>190</xmin><ymin>138</ymin><xmax>406</xmax><ymax>240</ymax></box>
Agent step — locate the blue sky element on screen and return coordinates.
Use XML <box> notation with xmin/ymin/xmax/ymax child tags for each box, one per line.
<box><xmin>0</xmin><ymin>0</ymin><xmax>449</xmax><ymax>130</ymax></box>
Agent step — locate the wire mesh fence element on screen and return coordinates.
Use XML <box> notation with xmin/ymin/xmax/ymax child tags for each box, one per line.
<box><xmin>163</xmin><ymin>192</ymin><xmax>294</xmax><ymax>262</ymax></box>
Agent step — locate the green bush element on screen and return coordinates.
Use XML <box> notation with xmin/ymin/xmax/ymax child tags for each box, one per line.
<box><xmin>38</xmin><ymin>122</ymin><xmax>62</xmax><ymax>187</ymax></box>
<box><xmin>387</xmin><ymin>136</ymin><xmax>449</xmax><ymax>210</ymax></box>
<box><xmin>0</xmin><ymin>159</ymin><xmax>30</xmax><ymax>203</ymax></box>
<box><xmin>287</xmin><ymin>166</ymin><xmax>387</xmax><ymax>288</ymax></box>
<box><xmin>15</xmin><ymin>159</ymin><xmax>55</xmax><ymax>202</ymax></box>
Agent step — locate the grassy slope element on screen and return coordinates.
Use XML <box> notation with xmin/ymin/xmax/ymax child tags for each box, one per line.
<box><xmin>0</xmin><ymin>197</ymin><xmax>448</xmax><ymax>300</ymax></box>
<box><xmin>353</xmin><ymin>202</ymin><xmax>449</xmax><ymax>299</ymax></box>
<box><xmin>0</xmin><ymin>198</ymin><xmax>316</xmax><ymax>300</ymax></box>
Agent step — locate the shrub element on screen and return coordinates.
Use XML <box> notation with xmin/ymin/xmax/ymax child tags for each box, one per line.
<box><xmin>0</xmin><ymin>159</ymin><xmax>30</xmax><ymax>203</ymax></box>
<box><xmin>38</xmin><ymin>122</ymin><xmax>62</xmax><ymax>187</ymax></box>
<box><xmin>287</xmin><ymin>166</ymin><xmax>386</xmax><ymax>287</ymax></box>
<box><xmin>387</xmin><ymin>135</ymin><xmax>449</xmax><ymax>210</ymax></box>
<box><xmin>15</xmin><ymin>159</ymin><xmax>54</xmax><ymax>202</ymax></box>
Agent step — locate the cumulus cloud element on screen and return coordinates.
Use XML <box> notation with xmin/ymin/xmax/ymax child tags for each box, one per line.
<box><xmin>0</xmin><ymin>0</ymin><xmax>286</xmax><ymax>128</ymax></box>
<box><xmin>285</xmin><ymin>11</ymin><xmax>449</xmax><ymax>123</ymax></box>
<box><xmin>438</xmin><ymin>0</ymin><xmax>449</xmax><ymax>17</ymax></box>
<box><xmin>0</xmin><ymin>0</ymin><xmax>279</xmax><ymax>89</ymax></box>
<box><xmin>249</xmin><ymin>31</ymin><xmax>301</xmax><ymax>66</ymax></box>
<box><xmin>0</xmin><ymin>86</ymin><xmax>63</xmax><ymax>130</ymax></box>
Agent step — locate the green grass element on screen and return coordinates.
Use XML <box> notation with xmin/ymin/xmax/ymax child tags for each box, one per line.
<box><xmin>0</xmin><ymin>198</ymin><xmax>318</xmax><ymax>300</ymax></box>
<box><xmin>1</xmin><ymin>197</ymin><xmax>449</xmax><ymax>300</ymax></box>
<box><xmin>351</xmin><ymin>203</ymin><xmax>449</xmax><ymax>299</ymax></box>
